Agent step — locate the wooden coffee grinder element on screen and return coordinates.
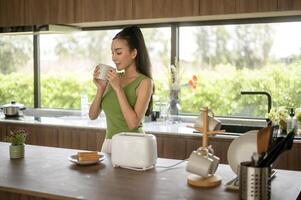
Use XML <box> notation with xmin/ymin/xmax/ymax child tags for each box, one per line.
<box><xmin>187</xmin><ymin>107</ymin><xmax>225</xmax><ymax>188</ymax></box>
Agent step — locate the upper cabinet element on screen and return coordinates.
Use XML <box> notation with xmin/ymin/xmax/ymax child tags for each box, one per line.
<box><xmin>199</xmin><ymin>0</ymin><xmax>236</xmax><ymax>15</ymax></box>
<box><xmin>0</xmin><ymin>0</ymin><xmax>301</xmax><ymax>27</ymax></box>
<box><xmin>0</xmin><ymin>0</ymin><xmax>27</xmax><ymax>27</ymax></box>
<box><xmin>278</xmin><ymin>0</ymin><xmax>301</xmax><ymax>11</ymax></box>
<box><xmin>152</xmin><ymin>0</ymin><xmax>199</xmax><ymax>18</ymax></box>
<box><xmin>133</xmin><ymin>0</ymin><xmax>152</xmax><ymax>19</ymax></box>
<box><xmin>78</xmin><ymin>0</ymin><xmax>132</xmax><ymax>23</ymax></box>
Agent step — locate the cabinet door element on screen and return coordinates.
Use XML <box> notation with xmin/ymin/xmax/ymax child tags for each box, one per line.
<box><xmin>81</xmin><ymin>0</ymin><xmax>106</xmax><ymax>22</ymax></box>
<box><xmin>236</xmin><ymin>0</ymin><xmax>258</xmax><ymax>13</ymax></box>
<box><xmin>58</xmin><ymin>127</ymin><xmax>105</xmax><ymax>151</ymax></box>
<box><xmin>35</xmin><ymin>126</ymin><xmax>59</xmax><ymax>147</ymax></box>
<box><xmin>258</xmin><ymin>0</ymin><xmax>278</xmax><ymax>12</ymax></box>
<box><xmin>80</xmin><ymin>0</ymin><xmax>132</xmax><ymax>23</ymax></box>
<box><xmin>0</xmin><ymin>123</ymin><xmax>7</xmax><ymax>142</ymax></box>
<box><xmin>278</xmin><ymin>0</ymin><xmax>301</xmax><ymax>10</ymax></box>
<box><xmin>24</xmin><ymin>0</ymin><xmax>51</xmax><ymax>25</ymax></box>
<box><xmin>288</xmin><ymin>144</ymin><xmax>301</xmax><ymax>170</ymax></box>
<box><xmin>152</xmin><ymin>0</ymin><xmax>199</xmax><ymax>18</ymax></box>
<box><xmin>133</xmin><ymin>0</ymin><xmax>152</xmax><ymax>19</ymax></box>
<box><xmin>105</xmin><ymin>0</ymin><xmax>132</xmax><ymax>21</ymax></box>
<box><xmin>0</xmin><ymin>0</ymin><xmax>26</xmax><ymax>27</ymax></box>
<box><xmin>155</xmin><ymin>135</ymin><xmax>186</xmax><ymax>159</ymax></box>
<box><xmin>49</xmin><ymin>0</ymin><xmax>76</xmax><ymax>24</ymax></box>
<box><xmin>200</xmin><ymin>0</ymin><xmax>236</xmax><ymax>15</ymax></box>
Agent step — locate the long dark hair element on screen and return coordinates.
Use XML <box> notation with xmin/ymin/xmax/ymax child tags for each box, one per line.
<box><xmin>113</xmin><ymin>26</ymin><xmax>153</xmax><ymax>116</ymax></box>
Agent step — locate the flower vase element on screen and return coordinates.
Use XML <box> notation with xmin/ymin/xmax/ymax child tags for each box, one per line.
<box><xmin>169</xmin><ymin>89</ymin><xmax>180</xmax><ymax>115</ymax></box>
<box><xmin>168</xmin><ymin>89</ymin><xmax>181</xmax><ymax>123</ymax></box>
<box><xmin>9</xmin><ymin>144</ymin><xmax>25</xmax><ymax>159</ymax></box>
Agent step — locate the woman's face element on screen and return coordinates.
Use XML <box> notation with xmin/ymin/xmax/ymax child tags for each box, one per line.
<box><xmin>111</xmin><ymin>39</ymin><xmax>137</xmax><ymax>71</ymax></box>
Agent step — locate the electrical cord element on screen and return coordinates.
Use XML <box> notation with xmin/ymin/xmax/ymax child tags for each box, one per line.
<box><xmin>156</xmin><ymin>159</ymin><xmax>187</xmax><ymax>169</ymax></box>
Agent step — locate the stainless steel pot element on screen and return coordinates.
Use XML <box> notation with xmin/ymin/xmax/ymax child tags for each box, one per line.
<box><xmin>1</xmin><ymin>101</ymin><xmax>26</xmax><ymax>117</ymax></box>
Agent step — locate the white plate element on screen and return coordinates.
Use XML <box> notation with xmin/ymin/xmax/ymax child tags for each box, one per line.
<box><xmin>227</xmin><ymin>130</ymin><xmax>258</xmax><ymax>175</ymax></box>
<box><xmin>68</xmin><ymin>153</ymin><xmax>105</xmax><ymax>165</ymax></box>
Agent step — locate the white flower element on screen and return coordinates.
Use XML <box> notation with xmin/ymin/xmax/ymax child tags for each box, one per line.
<box><xmin>266</xmin><ymin>106</ymin><xmax>288</xmax><ymax>125</ymax></box>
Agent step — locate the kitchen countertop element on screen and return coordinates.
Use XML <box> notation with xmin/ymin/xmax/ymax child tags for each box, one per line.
<box><xmin>1</xmin><ymin>142</ymin><xmax>300</xmax><ymax>200</ymax></box>
<box><xmin>1</xmin><ymin>113</ymin><xmax>301</xmax><ymax>141</ymax></box>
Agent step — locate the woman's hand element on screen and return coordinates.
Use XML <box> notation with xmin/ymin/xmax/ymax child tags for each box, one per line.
<box><xmin>107</xmin><ymin>69</ymin><xmax>122</xmax><ymax>92</ymax></box>
<box><xmin>93</xmin><ymin>65</ymin><xmax>107</xmax><ymax>90</ymax></box>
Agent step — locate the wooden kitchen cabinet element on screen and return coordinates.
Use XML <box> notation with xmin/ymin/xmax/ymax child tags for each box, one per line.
<box><xmin>24</xmin><ymin>0</ymin><xmax>51</xmax><ymax>26</ymax></box>
<box><xmin>155</xmin><ymin>133</ymin><xmax>301</xmax><ymax>171</ymax></box>
<box><xmin>0</xmin><ymin>123</ymin><xmax>6</xmax><ymax>141</ymax></box>
<box><xmin>49</xmin><ymin>0</ymin><xmax>76</xmax><ymax>24</ymax></box>
<box><xmin>58</xmin><ymin>127</ymin><xmax>105</xmax><ymax>151</ymax></box>
<box><xmin>1</xmin><ymin>0</ymin><xmax>301</xmax><ymax>27</ymax></box>
<box><xmin>258</xmin><ymin>0</ymin><xmax>278</xmax><ymax>12</ymax></box>
<box><xmin>236</xmin><ymin>0</ymin><xmax>258</xmax><ymax>13</ymax></box>
<box><xmin>133</xmin><ymin>0</ymin><xmax>152</xmax><ymax>19</ymax></box>
<box><xmin>0</xmin><ymin>0</ymin><xmax>26</xmax><ymax>27</ymax></box>
<box><xmin>278</xmin><ymin>0</ymin><xmax>301</xmax><ymax>11</ymax></box>
<box><xmin>78</xmin><ymin>0</ymin><xmax>133</xmax><ymax>23</ymax></box>
<box><xmin>0</xmin><ymin>121</ymin><xmax>300</xmax><ymax>171</ymax></box>
<box><xmin>156</xmin><ymin>134</ymin><xmax>187</xmax><ymax>160</ymax></box>
<box><xmin>152</xmin><ymin>0</ymin><xmax>199</xmax><ymax>18</ymax></box>
<box><xmin>0</xmin><ymin>122</ymin><xmax>105</xmax><ymax>151</ymax></box>
<box><xmin>156</xmin><ymin>134</ymin><xmax>232</xmax><ymax>163</ymax></box>
<box><xmin>199</xmin><ymin>0</ymin><xmax>236</xmax><ymax>15</ymax></box>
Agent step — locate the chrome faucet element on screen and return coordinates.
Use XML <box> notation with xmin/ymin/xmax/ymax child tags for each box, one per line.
<box><xmin>240</xmin><ymin>91</ymin><xmax>272</xmax><ymax>113</ymax></box>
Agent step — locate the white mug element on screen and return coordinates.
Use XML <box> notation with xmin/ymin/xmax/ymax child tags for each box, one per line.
<box><xmin>194</xmin><ymin>113</ymin><xmax>221</xmax><ymax>131</ymax></box>
<box><xmin>208</xmin><ymin>152</ymin><xmax>220</xmax><ymax>174</ymax></box>
<box><xmin>186</xmin><ymin>151</ymin><xmax>220</xmax><ymax>177</ymax></box>
<box><xmin>96</xmin><ymin>64</ymin><xmax>114</xmax><ymax>80</ymax></box>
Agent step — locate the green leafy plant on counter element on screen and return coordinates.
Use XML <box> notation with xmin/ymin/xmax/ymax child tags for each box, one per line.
<box><xmin>5</xmin><ymin>129</ymin><xmax>28</xmax><ymax>146</ymax></box>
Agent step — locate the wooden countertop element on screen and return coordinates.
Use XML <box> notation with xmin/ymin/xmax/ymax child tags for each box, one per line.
<box><xmin>0</xmin><ymin>142</ymin><xmax>300</xmax><ymax>200</ymax></box>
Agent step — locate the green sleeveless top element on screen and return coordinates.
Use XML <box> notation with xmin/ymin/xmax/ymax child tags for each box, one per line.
<box><xmin>102</xmin><ymin>74</ymin><xmax>147</xmax><ymax>139</ymax></box>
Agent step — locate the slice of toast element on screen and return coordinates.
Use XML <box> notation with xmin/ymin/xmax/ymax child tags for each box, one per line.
<box><xmin>77</xmin><ymin>151</ymin><xmax>100</xmax><ymax>161</ymax></box>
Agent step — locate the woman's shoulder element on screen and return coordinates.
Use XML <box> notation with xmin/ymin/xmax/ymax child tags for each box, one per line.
<box><xmin>138</xmin><ymin>73</ymin><xmax>153</xmax><ymax>86</ymax></box>
<box><xmin>137</xmin><ymin>73</ymin><xmax>152</xmax><ymax>81</ymax></box>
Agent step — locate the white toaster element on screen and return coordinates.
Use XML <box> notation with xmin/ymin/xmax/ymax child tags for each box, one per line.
<box><xmin>111</xmin><ymin>132</ymin><xmax>157</xmax><ymax>171</ymax></box>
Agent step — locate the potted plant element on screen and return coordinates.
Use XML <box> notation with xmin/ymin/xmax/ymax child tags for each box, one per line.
<box><xmin>5</xmin><ymin>129</ymin><xmax>28</xmax><ymax>159</ymax></box>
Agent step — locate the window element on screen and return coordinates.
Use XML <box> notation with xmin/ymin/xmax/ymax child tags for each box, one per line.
<box><xmin>179</xmin><ymin>22</ymin><xmax>301</xmax><ymax>118</ymax></box>
<box><xmin>39</xmin><ymin>27</ymin><xmax>171</xmax><ymax>110</ymax></box>
<box><xmin>141</xmin><ymin>27</ymin><xmax>171</xmax><ymax>109</ymax></box>
<box><xmin>0</xmin><ymin>35</ymin><xmax>33</xmax><ymax>107</ymax></box>
<box><xmin>40</xmin><ymin>30</ymin><xmax>118</xmax><ymax>109</ymax></box>
<box><xmin>2</xmin><ymin>21</ymin><xmax>301</xmax><ymax>120</ymax></box>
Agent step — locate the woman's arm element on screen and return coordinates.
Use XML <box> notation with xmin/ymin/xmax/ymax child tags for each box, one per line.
<box><xmin>88</xmin><ymin>65</ymin><xmax>108</xmax><ymax>120</ymax></box>
<box><xmin>89</xmin><ymin>88</ymin><xmax>105</xmax><ymax>120</ymax></box>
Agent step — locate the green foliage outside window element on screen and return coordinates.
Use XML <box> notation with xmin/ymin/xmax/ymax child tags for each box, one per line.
<box><xmin>1</xmin><ymin>60</ymin><xmax>300</xmax><ymax>118</ymax></box>
<box><xmin>179</xmin><ymin>61</ymin><xmax>301</xmax><ymax>117</ymax></box>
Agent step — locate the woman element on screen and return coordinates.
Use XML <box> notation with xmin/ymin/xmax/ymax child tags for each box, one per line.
<box><xmin>89</xmin><ymin>26</ymin><xmax>153</xmax><ymax>153</ymax></box>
